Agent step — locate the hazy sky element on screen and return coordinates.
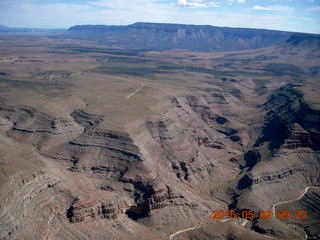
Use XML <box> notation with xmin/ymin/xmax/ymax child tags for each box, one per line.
<box><xmin>0</xmin><ymin>0</ymin><xmax>319</xmax><ymax>33</ymax></box>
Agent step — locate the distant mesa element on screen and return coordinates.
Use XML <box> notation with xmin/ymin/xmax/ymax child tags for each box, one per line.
<box><xmin>275</xmin><ymin>33</ymin><xmax>320</xmax><ymax>58</ymax></box>
<box><xmin>66</xmin><ymin>22</ymin><xmax>294</xmax><ymax>51</ymax></box>
<box><xmin>0</xmin><ymin>25</ymin><xmax>64</xmax><ymax>35</ymax></box>
<box><xmin>286</xmin><ymin>33</ymin><xmax>320</xmax><ymax>49</ymax></box>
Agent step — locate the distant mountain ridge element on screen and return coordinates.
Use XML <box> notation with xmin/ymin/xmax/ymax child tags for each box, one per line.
<box><xmin>0</xmin><ymin>25</ymin><xmax>64</xmax><ymax>35</ymax></box>
<box><xmin>66</xmin><ymin>22</ymin><xmax>295</xmax><ymax>51</ymax></box>
<box><xmin>1</xmin><ymin>23</ymin><xmax>319</xmax><ymax>51</ymax></box>
<box><xmin>277</xmin><ymin>33</ymin><xmax>320</xmax><ymax>57</ymax></box>
<box><xmin>286</xmin><ymin>33</ymin><xmax>320</xmax><ymax>48</ymax></box>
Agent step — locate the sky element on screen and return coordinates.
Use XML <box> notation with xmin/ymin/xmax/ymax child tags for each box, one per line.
<box><xmin>0</xmin><ymin>0</ymin><xmax>319</xmax><ymax>33</ymax></box>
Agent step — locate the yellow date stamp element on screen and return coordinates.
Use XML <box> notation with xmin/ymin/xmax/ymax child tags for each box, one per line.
<box><xmin>211</xmin><ymin>209</ymin><xmax>308</xmax><ymax>221</ymax></box>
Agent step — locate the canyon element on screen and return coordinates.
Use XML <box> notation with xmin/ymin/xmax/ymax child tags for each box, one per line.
<box><xmin>0</xmin><ymin>23</ymin><xmax>319</xmax><ymax>240</ymax></box>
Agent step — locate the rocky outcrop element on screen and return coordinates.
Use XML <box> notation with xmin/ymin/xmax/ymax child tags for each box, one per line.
<box><xmin>61</xmin><ymin>110</ymin><xmax>143</xmax><ymax>171</ymax></box>
<box><xmin>20</xmin><ymin>170</ymin><xmax>46</xmax><ymax>185</ymax></box>
<box><xmin>197</xmin><ymin>136</ymin><xmax>224</xmax><ymax>149</ymax></box>
<box><xmin>237</xmin><ymin>164</ymin><xmax>316</xmax><ymax>189</ymax></box>
<box><xmin>197</xmin><ymin>137</ymin><xmax>211</xmax><ymax>147</ymax></box>
<box><xmin>67</xmin><ymin>198</ymin><xmax>129</xmax><ymax>223</ymax></box>
<box><xmin>145</xmin><ymin>119</ymin><xmax>201</xmax><ymax>174</ymax></box>
<box><xmin>186</xmin><ymin>95</ymin><xmax>219</xmax><ymax>126</ymax></box>
<box><xmin>120</xmin><ymin>179</ymin><xmax>184</xmax><ymax>220</ymax></box>
<box><xmin>283</xmin><ymin>123</ymin><xmax>313</xmax><ymax>149</ymax></box>
<box><xmin>67</xmin><ymin>110</ymin><xmax>143</xmax><ymax>163</ymax></box>
<box><xmin>70</xmin><ymin>109</ymin><xmax>102</xmax><ymax>131</ymax></box>
<box><xmin>255</xmin><ymin>85</ymin><xmax>303</xmax><ymax>150</ymax></box>
<box><xmin>256</xmin><ymin>85</ymin><xmax>320</xmax><ymax>151</ymax></box>
<box><xmin>0</xmin><ymin>105</ymin><xmax>75</xmax><ymax>135</ymax></box>
<box><xmin>252</xmin><ymin>166</ymin><xmax>306</xmax><ymax>184</ymax></box>
<box><xmin>186</xmin><ymin>95</ymin><xmax>235</xmax><ymax>139</ymax></box>
<box><xmin>68</xmin><ymin>181</ymin><xmax>184</xmax><ymax>223</ymax></box>
<box><xmin>148</xmin><ymin>185</ymin><xmax>180</xmax><ymax>210</ymax></box>
<box><xmin>68</xmin><ymin>130</ymin><xmax>142</xmax><ymax>162</ymax></box>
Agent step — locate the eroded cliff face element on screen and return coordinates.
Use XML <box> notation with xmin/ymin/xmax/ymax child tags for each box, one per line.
<box><xmin>67</xmin><ymin>198</ymin><xmax>129</xmax><ymax>223</ymax></box>
<box><xmin>283</xmin><ymin>123</ymin><xmax>313</xmax><ymax>149</ymax></box>
<box><xmin>254</xmin><ymin>85</ymin><xmax>320</xmax><ymax>152</ymax></box>
<box><xmin>66</xmin><ymin>22</ymin><xmax>292</xmax><ymax>51</ymax></box>
<box><xmin>1</xmin><ymin>82</ymin><xmax>319</xmax><ymax>240</ymax></box>
<box><xmin>226</xmin><ymin>84</ymin><xmax>320</xmax><ymax>239</ymax></box>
